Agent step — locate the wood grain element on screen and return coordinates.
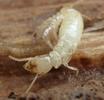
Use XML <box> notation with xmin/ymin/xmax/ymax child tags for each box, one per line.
<box><xmin>0</xmin><ymin>0</ymin><xmax>104</xmax><ymax>98</ymax></box>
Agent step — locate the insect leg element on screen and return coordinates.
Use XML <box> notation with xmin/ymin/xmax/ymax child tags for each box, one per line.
<box><xmin>42</xmin><ymin>28</ymin><xmax>59</xmax><ymax>49</ymax></box>
<box><xmin>64</xmin><ymin>63</ymin><xmax>79</xmax><ymax>76</ymax></box>
<box><xmin>25</xmin><ymin>74</ymin><xmax>38</xmax><ymax>94</ymax></box>
<box><xmin>43</xmin><ymin>37</ymin><xmax>54</xmax><ymax>49</ymax></box>
<box><xmin>42</xmin><ymin>27</ymin><xmax>58</xmax><ymax>49</ymax></box>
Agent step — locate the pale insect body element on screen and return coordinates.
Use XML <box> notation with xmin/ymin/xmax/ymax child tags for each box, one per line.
<box><xmin>24</xmin><ymin>8</ymin><xmax>84</xmax><ymax>74</ymax></box>
<box><xmin>33</xmin><ymin>12</ymin><xmax>63</xmax><ymax>49</ymax></box>
<box><xmin>9</xmin><ymin>8</ymin><xmax>84</xmax><ymax>93</ymax></box>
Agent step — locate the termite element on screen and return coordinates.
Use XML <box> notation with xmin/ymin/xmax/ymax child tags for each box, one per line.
<box><xmin>9</xmin><ymin>7</ymin><xmax>84</xmax><ymax>94</ymax></box>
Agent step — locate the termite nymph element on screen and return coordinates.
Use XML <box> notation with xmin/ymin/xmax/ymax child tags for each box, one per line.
<box><xmin>9</xmin><ymin>8</ymin><xmax>84</xmax><ymax>94</ymax></box>
<box><xmin>24</xmin><ymin>8</ymin><xmax>83</xmax><ymax>74</ymax></box>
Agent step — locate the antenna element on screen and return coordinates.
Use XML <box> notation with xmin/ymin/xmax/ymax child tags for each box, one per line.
<box><xmin>25</xmin><ymin>74</ymin><xmax>38</xmax><ymax>94</ymax></box>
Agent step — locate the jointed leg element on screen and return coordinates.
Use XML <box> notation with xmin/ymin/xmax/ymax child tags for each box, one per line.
<box><xmin>42</xmin><ymin>31</ymin><xmax>58</xmax><ymax>50</ymax></box>
<box><xmin>64</xmin><ymin>63</ymin><xmax>79</xmax><ymax>76</ymax></box>
<box><xmin>43</xmin><ymin>38</ymin><xmax>54</xmax><ymax>49</ymax></box>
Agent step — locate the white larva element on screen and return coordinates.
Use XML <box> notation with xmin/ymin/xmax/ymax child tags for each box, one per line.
<box><xmin>9</xmin><ymin>8</ymin><xmax>84</xmax><ymax>93</ymax></box>
<box><xmin>24</xmin><ymin>8</ymin><xmax>83</xmax><ymax>74</ymax></box>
